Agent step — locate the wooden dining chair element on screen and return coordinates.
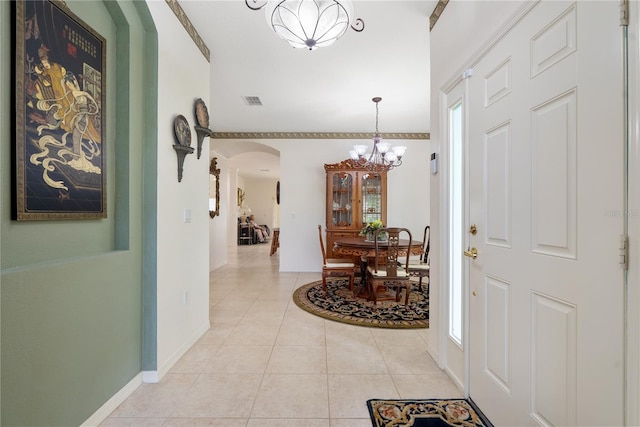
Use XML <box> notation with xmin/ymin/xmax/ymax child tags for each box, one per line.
<box><xmin>318</xmin><ymin>225</ymin><xmax>355</xmax><ymax>297</ymax></box>
<box><xmin>406</xmin><ymin>225</ymin><xmax>430</xmax><ymax>293</ymax></box>
<box><xmin>366</xmin><ymin>227</ymin><xmax>413</xmax><ymax>306</ymax></box>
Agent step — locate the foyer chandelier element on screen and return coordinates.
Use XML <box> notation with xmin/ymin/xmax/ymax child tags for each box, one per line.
<box><xmin>245</xmin><ymin>0</ymin><xmax>364</xmax><ymax>50</ymax></box>
<box><xmin>350</xmin><ymin>97</ymin><xmax>406</xmax><ymax>171</ymax></box>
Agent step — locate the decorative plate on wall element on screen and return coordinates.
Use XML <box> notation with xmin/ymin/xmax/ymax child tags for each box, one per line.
<box><xmin>174</xmin><ymin>114</ymin><xmax>191</xmax><ymax>146</ymax></box>
<box><xmin>195</xmin><ymin>98</ymin><xmax>210</xmax><ymax>128</ymax></box>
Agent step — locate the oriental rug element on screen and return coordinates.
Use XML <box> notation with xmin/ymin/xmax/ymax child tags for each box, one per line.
<box><xmin>292</xmin><ymin>278</ymin><xmax>428</xmax><ymax>329</ymax></box>
<box><xmin>367</xmin><ymin>398</ymin><xmax>490</xmax><ymax>427</ymax></box>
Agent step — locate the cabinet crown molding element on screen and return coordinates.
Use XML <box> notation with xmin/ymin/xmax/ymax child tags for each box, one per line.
<box><xmin>324</xmin><ymin>159</ymin><xmax>392</xmax><ymax>172</ymax></box>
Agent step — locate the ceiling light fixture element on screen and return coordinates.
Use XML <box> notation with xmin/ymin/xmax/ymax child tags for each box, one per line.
<box><xmin>246</xmin><ymin>0</ymin><xmax>364</xmax><ymax>50</ymax></box>
<box><xmin>350</xmin><ymin>97</ymin><xmax>406</xmax><ymax>171</ymax></box>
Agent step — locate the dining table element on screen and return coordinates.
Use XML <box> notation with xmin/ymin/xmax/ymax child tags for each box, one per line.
<box><xmin>332</xmin><ymin>236</ymin><xmax>424</xmax><ymax>294</ymax></box>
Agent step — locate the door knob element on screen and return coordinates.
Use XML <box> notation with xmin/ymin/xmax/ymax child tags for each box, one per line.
<box><xmin>464</xmin><ymin>247</ymin><xmax>478</xmax><ymax>259</ymax></box>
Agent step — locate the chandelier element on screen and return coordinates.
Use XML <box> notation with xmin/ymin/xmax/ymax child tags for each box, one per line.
<box><xmin>246</xmin><ymin>0</ymin><xmax>364</xmax><ymax>50</ymax></box>
<box><xmin>350</xmin><ymin>97</ymin><xmax>406</xmax><ymax>171</ymax></box>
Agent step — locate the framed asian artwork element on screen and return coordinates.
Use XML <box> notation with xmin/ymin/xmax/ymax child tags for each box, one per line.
<box><xmin>13</xmin><ymin>0</ymin><xmax>106</xmax><ymax>220</ymax></box>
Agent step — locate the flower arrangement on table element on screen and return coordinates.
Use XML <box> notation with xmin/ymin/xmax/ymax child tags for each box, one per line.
<box><xmin>360</xmin><ymin>220</ymin><xmax>387</xmax><ymax>241</ymax></box>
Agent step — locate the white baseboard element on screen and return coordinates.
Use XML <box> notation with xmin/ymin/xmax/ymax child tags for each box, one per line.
<box><xmin>80</xmin><ymin>373</ymin><xmax>142</xmax><ymax>427</ymax></box>
<box><xmin>425</xmin><ymin>342</ymin><xmax>440</xmax><ymax>369</ymax></box>
<box><xmin>444</xmin><ymin>366</ymin><xmax>465</xmax><ymax>394</ymax></box>
<box><xmin>157</xmin><ymin>320</ymin><xmax>210</xmax><ymax>381</ymax></box>
<box><xmin>80</xmin><ymin>321</ymin><xmax>210</xmax><ymax>425</ymax></box>
<box><xmin>142</xmin><ymin>370</ymin><xmax>159</xmax><ymax>383</ymax></box>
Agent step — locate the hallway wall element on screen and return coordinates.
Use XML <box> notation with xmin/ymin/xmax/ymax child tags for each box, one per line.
<box><xmin>147</xmin><ymin>0</ymin><xmax>211</xmax><ymax>381</ymax></box>
<box><xmin>0</xmin><ymin>1</ymin><xmax>153</xmax><ymax>424</ymax></box>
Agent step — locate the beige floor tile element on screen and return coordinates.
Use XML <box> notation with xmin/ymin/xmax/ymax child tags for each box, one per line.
<box><xmin>101</xmin><ymin>244</ymin><xmax>461</xmax><ymax>426</ymax></box>
<box><xmin>266</xmin><ymin>346</ymin><xmax>327</xmax><ymax>374</ymax></box>
<box><xmin>215</xmin><ymin>299</ymin><xmax>256</xmax><ymax>312</ymax></box>
<box><xmin>99</xmin><ymin>417</ymin><xmax>166</xmax><ymax>426</ymax></box>
<box><xmin>251</xmin><ymin>374</ymin><xmax>329</xmax><ymax>418</ymax></box>
<box><xmin>246</xmin><ymin>419</ymin><xmax>329</xmax><ymax>427</ymax></box>
<box><xmin>223</xmin><ymin>324</ymin><xmax>281</xmax><ymax>346</ymax></box>
<box><xmin>417</xmin><ymin>327</ymin><xmax>430</xmax><ymax>342</ymax></box>
<box><xmin>203</xmin><ymin>345</ymin><xmax>272</xmax><ymax>373</ymax></box>
<box><xmin>326</xmin><ymin>342</ymin><xmax>388</xmax><ymax>374</ymax></box>
<box><xmin>163</xmin><ymin>418</ymin><xmax>248</xmax><ymax>426</ymax></box>
<box><xmin>171</xmin><ymin>343</ymin><xmax>220</xmax><ymax>374</ymax></box>
<box><xmin>238</xmin><ymin>308</ymin><xmax>286</xmax><ymax>326</ymax></box>
<box><xmin>371</xmin><ymin>328</ymin><xmax>428</xmax><ymax>347</ymax></box>
<box><xmin>325</xmin><ymin>323</ymin><xmax>376</xmax><ymax>347</ymax></box>
<box><xmin>330</xmin><ymin>419</ymin><xmax>374</xmax><ymax>427</ymax></box>
<box><xmin>282</xmin><ymin>306</ymin><xmax>326</xmax><ymax>326</ymax></box>
<box><xmin>210</xmin><ymin>308</ymin><xmax>249</xmax><ymax>325</ymax></box>
<box><xmin>249</xmin><ymin>299</ymin><xmax>291</xmax><ymax>311</ymax></box>
<box><xmin>171</xmin><ymin>373</ymin><xmax>263</xmax><ymax>418</ymax></box>
<box><xmin>392</xmin><ymin>373</ymin><xmax>464</xmax><ymax>399</ymax></box>
<box><xmin>109</xmin><ymin>374</ymin><xmax>198</xmax><ymax>418</ymax></box>
<box><xmin>328</xmin><ymin>374</ymin><xmax>399</xmax><ymax>419</ymax></box>
<box><xmin>258</xmin><ymin>289</ymin><xmax>295</xmax><ymax>301</ymax></box>
<box><xmin>295</xmin><ymin>272</ymin><xmax>322</xmax><ymax>285</ymax></box>
<box><xmin>378</xmin><ymin>345</ymin><xmax>441</xmax><ymax>375</ymax></box>
<box><xmin>275</xmin><ymin>323</ymin><xmax>326</xmax><ymax>346</ymax></box>
<box><xmin>197</xmin><ymin>324</ymin><xmax>235</xmax><ymax>346</ymax></box>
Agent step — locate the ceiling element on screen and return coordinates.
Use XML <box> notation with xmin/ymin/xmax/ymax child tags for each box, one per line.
<box><xmin>179</xmin><ymin>0</ymin><xmax>436</xmax><ymax>179</ymax></box>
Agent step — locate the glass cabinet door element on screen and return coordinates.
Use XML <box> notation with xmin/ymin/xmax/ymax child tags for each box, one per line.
<box><xmin>361</xmin><ymin>172</ymin><xmax>383</xmax><ymax>224</ymax></box>
<box><xmin>331</xmin><ymin>172</ymin><xmax>353</xmax><ymax>227</ymax></box>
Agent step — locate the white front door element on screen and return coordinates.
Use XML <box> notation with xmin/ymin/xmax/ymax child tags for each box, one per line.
<box><xmin>466</xmin><ymin>2</ymin><xmax>625</xmax><ymax>425</ymax></box>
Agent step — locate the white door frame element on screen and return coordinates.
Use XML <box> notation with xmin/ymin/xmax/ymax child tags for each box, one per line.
<box><xmin>626</xmin><ymin>1</ymin><xmax>640</xmax><ymax>425</ymax></box>
<box><xmin>437</xmin><ymin>1</ymin><xmax>640</xmax><ymax>422</ymax></box>
<box><xmin>438</xmin><ymin>76</ymin><xmax>470</xmax><ymax>394</ymax></box>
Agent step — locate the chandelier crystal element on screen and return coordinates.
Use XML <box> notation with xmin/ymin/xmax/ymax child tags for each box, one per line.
<box><xmin>350</xmin><ymin>97</ymin><xmax>406</xmax><ymax>171</ymax></box>
<box><xmin>246</xmin><ymin>0</ymin><xmax>364</xmax><ymax>50</ymax></box>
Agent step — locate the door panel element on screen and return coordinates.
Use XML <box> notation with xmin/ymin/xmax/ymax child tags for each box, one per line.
<box><xmin>531</xmin><ymin>89</ymin><xmax>577</xmax><ymax>259</ymax></box>
<box><xmin>467</xmin><ymin>2</ymin><xmax>624</xmax><ymax>425</ymax></box>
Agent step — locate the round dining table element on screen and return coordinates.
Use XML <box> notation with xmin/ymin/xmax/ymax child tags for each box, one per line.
<box><xmin>332</xmin><ymin>236</ymin><xmax>424</xmax><ymax>290</ymax></box>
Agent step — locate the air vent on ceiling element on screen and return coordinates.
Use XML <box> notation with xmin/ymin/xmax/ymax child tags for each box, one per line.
<box><xmin>242</xmin><ymin>96</ymin><xmax>263</xmax><ymax>106</ymax></box>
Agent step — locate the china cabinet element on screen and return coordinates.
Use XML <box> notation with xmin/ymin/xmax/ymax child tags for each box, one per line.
<box><xmin>324</xmin><ymin>159</ymin><xmax>388</xmax><ymax>258</ymax></box>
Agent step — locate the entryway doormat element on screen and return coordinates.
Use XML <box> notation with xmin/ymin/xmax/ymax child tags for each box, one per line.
<box><xmin>367</xmin><ymin>398</ymin><xmax>491</xmax><ymax>427</ymax></box>
<box><xmin>292</xmin><ymin>278</ymin><xmax>428</xmax><ymax>329</ymax></box>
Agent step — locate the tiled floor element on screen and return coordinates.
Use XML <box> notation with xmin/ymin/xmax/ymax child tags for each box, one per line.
<box><xmin>101</xmin><ymin>242</ymin><xmax>462</xmax><ymax>426</ymax></box>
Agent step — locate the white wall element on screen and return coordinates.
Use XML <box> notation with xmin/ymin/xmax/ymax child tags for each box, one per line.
<box><xmin>148</xmin><ymin>1</ymin><xmax>211</xmax><ymax>379</ymax></box>
<box><xmin>243</xmin><ymin>176</ymin><xmax>279</xmax><ymax>230</ymax></box>
<box><xmin>429</xmin><ymin>0</ymin><xmax>526</xmax><ymax>366</ymax></box>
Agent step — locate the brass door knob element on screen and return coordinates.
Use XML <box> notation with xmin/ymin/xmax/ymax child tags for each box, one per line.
<box><xmin>464</xmin><ymin>247</ymin><xmax>478</xmax><ymax>259</ymax></box>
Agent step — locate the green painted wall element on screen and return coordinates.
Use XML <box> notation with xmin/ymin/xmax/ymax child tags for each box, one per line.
<box><xmin>0</xmin><ymin>1</ymin><xmax>157</xmax><ymax>424</ymax></box>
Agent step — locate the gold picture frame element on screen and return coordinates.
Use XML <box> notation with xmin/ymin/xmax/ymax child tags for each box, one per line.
<box><xmin>13</xmin><ymin>0</ymin><xmax>107</xmax><ymax>220</ymax></box>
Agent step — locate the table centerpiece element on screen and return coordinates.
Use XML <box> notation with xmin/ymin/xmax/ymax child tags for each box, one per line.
<box><xmin>360</xmin><ymin>220</ymin><xmax>387</xmax><ymax>242</ymax></box>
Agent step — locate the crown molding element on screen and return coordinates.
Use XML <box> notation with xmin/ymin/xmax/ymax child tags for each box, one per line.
<box><xmin>165</xmin><ymin>0</ymin><xmax>210</xmax><ymax>61</ymax></box>
<box><xmin>210</xmin><ymin>132</ymin><xmax>430</xmax><ymax>140</ymax></box>
<box><xmin>430</xmin><ymin>0</ymin><xmax>450</xmax><ymax>31</ymax></box>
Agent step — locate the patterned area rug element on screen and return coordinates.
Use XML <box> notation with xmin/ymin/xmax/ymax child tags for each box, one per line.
<box><xmin>292</xmin><ymin>278</ymin><xmax>428</xmax><ymax>329</ymax></box>
<box><xmin>367</xmin><ymin>398</ymin><xmax>490</xmax><ymax>427</ymax></box>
